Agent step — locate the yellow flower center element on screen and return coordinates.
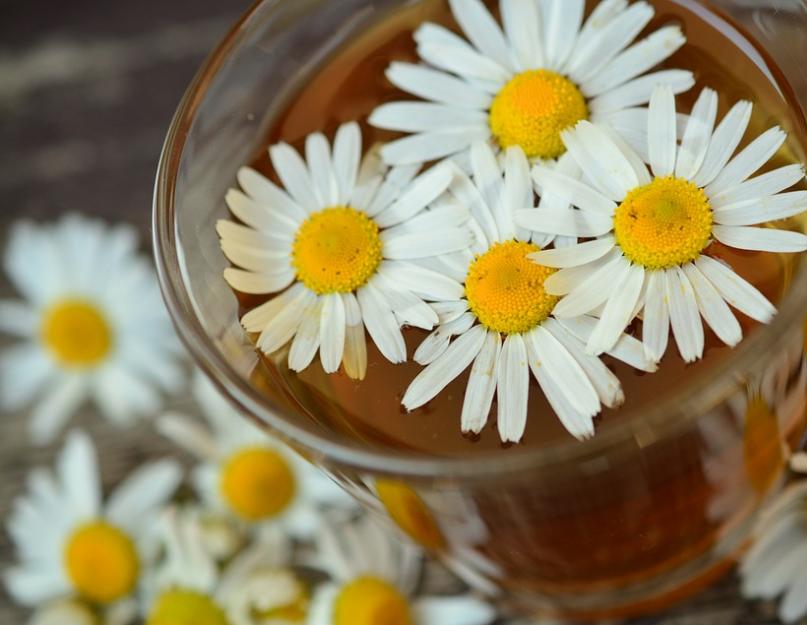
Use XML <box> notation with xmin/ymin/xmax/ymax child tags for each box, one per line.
<box><xmin>63</xmin><ymin>521</ymin><xmax>139</xmax><ymax>604</ymax></box>
<box><xmin>334</xmin><ymin>577</ymin><xmax>412</xmax><ymax>625</ymax></box>
<box><xmin>489</xmin><ymin>69</ymin><xmax>588</xmax><ymax>160</ymax></box>
<box><xmin>376</xmin><ymin>480</ymin><xmax>445</xmax><ymax>551</ymax></box>
<box><xmin>465</xmin><ymin>240</ymin><xmax>558</xmax><ymax>335</ymax></box>
<box><xmin>41</xmin><ymin>299</ymin><xmax>112</xmax><ymax>367</ymax></box>
<box><xmin>292</xmin><ymin>206</ymin><xmax>382</xmax><ymax>294</ymax></box>
<box><xmin>614</xmin><ymin>176</ymin><xmax>713</xmax><ymax>270</ymax></box>
<box><xmin>219</xmin><ymin>447</ymin><xmax>296</xmax><ymax>521</ymax></box>
<box><xmin>146</xmin><ymin>589</ymin><xmax>230</xmax><ymax>625</ymax></box>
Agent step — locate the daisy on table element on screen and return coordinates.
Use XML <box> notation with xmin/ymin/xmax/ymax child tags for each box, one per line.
<box><xmin>142</xmin><ymin>507</ymin><xmax>306</xmax><ymax>625</ymax></box>
<box><xmin>370</xmin><ymin>0</ymin><xmax>692</xmax><ymax>167</ymax></box>
<box><xmin>402</xmin><ymin>141</ymin><xmax>655</xmax><ymax>443</ymax></box>
<box><xmin>157</xmin><ymin>372</ymin><xmax>356</xmax><ymax>542</ymax></box>
<box><xmin>218</xmin><ymin>121</ymin><xmax>471</xmax><ymax>380</ymax></box>
<box><xmin>0</xmin><ymin>214</ymin><xmax>186</xmax><ymax>444</ymax></box>
<box><xmin>307</xmin><ymin>514</ymin><xmax>496</xmax><ymax>625</ymax></box>
<box><xmin>523</xmin><ymin>86</ymin><xmax>807</xmax><ymax>363</ymax></box>
<box><xmin>4</xmin><ymin>430</ymin><xmax>181</xmax><ymax>623</ymax></box>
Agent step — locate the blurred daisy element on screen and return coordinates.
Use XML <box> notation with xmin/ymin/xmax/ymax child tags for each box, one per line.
<box><xmin>308</xmin><ymin>514</ymin><xmax>496</xmax><ymax>625</ymax></box>
<box><xmin>157</xmin><ymin>372</ymin><xmax>355</xmax><ymax>539</ymax></box>
<box><xmin>370</xmin><ymin>0</ymin><xmax>692</xmax><ymax>165</ymax></box>
<box><xmin>26</xmin><ymin>598</ymin><xmax>136</xmax><ymax>625</ymax></box>
<box><xmin>524</xmin><ymin>86</ymin><xmax>807</xmax><ymax>362</ymax></box>
<box><xmin>218</xmin><ymin>121</ymin><xmax>471</xmax><ymax>379</ymax></box>
<box><xmin>143</xmin><ymin>507</ymin><xmax>304</xmax><ymax>625</ymax></box>
<box><xmin>402</xmin><ymin>142</ymin><xmax>655</xmax><ymax>443</ymax></box>
<box><xmin>5</xmin><ymin>430</ymin><xmax>181</xmax><ymax>616</ymax></box>
<box><xmin>740</xmin><ymin>478</ymin><xmax>807</xmax><ymax>622</ymax></box>
<box><xmin>0</xmin><ymin>214</ymin><xmax>185</xmax><ymax>443</ymax></box>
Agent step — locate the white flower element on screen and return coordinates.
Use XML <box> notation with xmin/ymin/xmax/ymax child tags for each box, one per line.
<box><xmin>218</xmin><ymin>121</ymin><xmax>472</xmax><ymax>379</ymax></box>
<box><xmin>740</xmin><ymin>480</ymin><xmax>807</xmax><ymax>622</ymax></box>
<box><xmin>4</xmin><ymin>430</ymin><xmax>181</xmax><ymax>614</ymax></box>
<box><xmin>157</xmin><ymin>372</ymin><xmax>356</xmax><ymax>539</ymax></box>
<box><xmin>27</xmin><ymin>598</ymin><xmax>137</xmax><ymax>625</ymax></box>
<box><xmin>402</xmin><ymin>142</ymin><xmax>655</xmax><ymax>443</ymax></box>
<box><xmin>0</xmin><ymin>214</ymin><xmax>186</xmax><ymax>443</ymax></box>
<box><xmin>369</xmin><ymin>0</ymin><xmax>692</xmax><ymax>166</ymax></box>
<box><xmin>143</xmin><ymin>507</ymin><xmax>303</xmax><ymax>625</ymax></box>
<box><xmin>524</xmin><ymin>86</ymin><xmax>807</xmax><ymax>363</ymax></box>
<box><xmin>307</xmin><ymin>514</ymin><xmax>496</xmax><ymax>625</ymax></box>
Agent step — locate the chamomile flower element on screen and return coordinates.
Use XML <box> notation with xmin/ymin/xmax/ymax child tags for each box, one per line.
<box><xmin>157</xmin><ymin>372</ymin><xmax>355</xmax><ymax>539</ymax></box>
<box><xmin>369</xmin><ymin>0</ymin><xmax>692</xmax><ymax>166</ymax></box>
<box><xmin>0</xmin><ymin>214</ymin><xmax>185</xmax><ymax>443</ymax></box>
<box><xmin>4</xmin><ymin>431</ymin><xmax>181</xmax><ymax>615</ymax></box>
<box><xmin>308</xmin><ymin>514</ymin><xmax>496</xmax><ymax>625</ymax></box>
<box><xmin>218</xmin><ymin>121</ymin><xmax>472</xmax><ymax>379</ymax></box>
<box><xmin>402</xmin><ymin>141</ymin><xmax>655</xmax><ymax>443</ymax></box>
<box><xmin>740</xmin><ymin>479</ymin><xmax>807</xmax><ymax>622</ymax></box>
<box><xmin>143</xmin><ymin>507</ymin><xmax>304</xmax><ymax>625</ymax></box>
<box><xmin>26</xmin><ymin>598</ymin><xmax>136</xmax><ymax>625</ymax></box>
<box><xmin>524</xmin><ymin>86</ymin><xmax>807</xmax><ymax>362</ymax></box>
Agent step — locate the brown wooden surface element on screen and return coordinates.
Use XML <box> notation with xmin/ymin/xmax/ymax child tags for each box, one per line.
<box><xmin>0</xmin><ymin>0</ymin><xmax>804</xmax><ymax>623</ymax></box>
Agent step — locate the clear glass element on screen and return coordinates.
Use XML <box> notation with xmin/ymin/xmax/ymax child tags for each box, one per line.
<box><xmin>153</xmin><ymin>0</ymin><xmax>807</xmax><ymax>618</ymax></box>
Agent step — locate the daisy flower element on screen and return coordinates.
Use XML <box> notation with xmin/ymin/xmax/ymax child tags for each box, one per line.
<box><xmin>308</xmin><ymin>514</ymin><xmax>496</xmax><ymax>625</ymax></box>
<box><xmin>740</xmin><ymin>478</ymin><xmax>807</xmax><ymax>622</ymax></box>
<box><xmin>25</xmin><ymin>599</ymin><xmax>136</xmax><ymax>625</ymax></box>
<box><xmin>4</xmin><ymin>430</ymin><xmax>181</xmax><ymax>616</ymax></box>
<box><xmin>369</xmin><ymin>0</ymin><xmax>692</xmax><ymax>166</ymax></box>
<box><xmin>402</xmin><ymin>141</ymin><xmax>655</xmax><ymax>443</ymax></box>
<box><xmin>0</xmin><ymin>214</ymin><xmax>186</xmax><ymax>443</ymax></box>
<box><xmin>157</xmin><ymin>372</ymin><xmax>356</xmax><ymax>539</ymax></box>
<box><xmin>143</xmin><ymin>507</ymin><xmax>304</xmax><ymax>625</ymax></box>
<box><xmin>524</xmin><ymin>86</ymin><xmax>807</xmax><ymax>362</ymax></box>
<box><xmin>218</xmin><ymin>121</ymin><xmax>471</xmax><ymax>379</ymax></box>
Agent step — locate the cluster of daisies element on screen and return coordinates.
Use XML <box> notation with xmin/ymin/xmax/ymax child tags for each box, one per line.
<box><xmin>220</xmin><ymin>0</ymin><xmax>807</xmax><ymax>445</ymax></box>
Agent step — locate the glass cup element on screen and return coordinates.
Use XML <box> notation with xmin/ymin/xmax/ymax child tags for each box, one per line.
<box><xmin>153</xmin><ymin>0</ymin><xmax>807</xmax><ymax>618</ymax></box>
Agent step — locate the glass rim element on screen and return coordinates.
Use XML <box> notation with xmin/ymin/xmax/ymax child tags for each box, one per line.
<box><xmin>153</xmin><ymin>0</ymin><xmax>807</xmax><ymax>480</ymax></box>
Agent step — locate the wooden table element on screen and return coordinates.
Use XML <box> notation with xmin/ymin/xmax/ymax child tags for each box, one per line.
<box><xmin>0</xmin><ymin>1</ymin><xmax>802</xmax><ymax>623</ymax></box>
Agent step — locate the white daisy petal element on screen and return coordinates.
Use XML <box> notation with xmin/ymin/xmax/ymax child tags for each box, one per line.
<box><xmin>414</xmin><ymin>312</ymin><xmax>476</xmax><ymax>366</ymax></box>
<box><xmin>586</xmin><ymin>263</ymin><xmax>645</xmax><ymax>355</ymax></box>
<box><xmin>712</xmin><ymin>191</ymin><xmax>807</xmax><ymax>226</ymax></box>
<box><xmin>695</xmin><ymin>255</ymin><xmax>776</xmax><ymax>323</ymax></box>
<box><xmin>333</xmin><ymin>121</ymin><xmax>362</xmax><ymax>205</ymax></box>
<box><xmin>496</xmin><ymin>333</ymin><xmax>530</xmax><ymax>444</ymax></box>
<box><xmin>665</xmin><ymin>266</ymin><xmax>704</xmax><ymax>362</ymax></box>
<box><xmin>226</xmin><ymin>189</ymin><xmax>300</xmax><ymax>234</ymax></box>
<box><xmin>155</xmin><ymin>413</ymin><xmax>218</xmax><ymax>461</ymax></box>
<box><xmin>60</xmin><ymin>430</ymin><xmax>101</xmax><ymax>519</ymax></box>
<box><xmin>450</xmin><ymin>166</ymin><xmax>501</xmax><ymax>243</ymax></box>
<box><xmin>371</xmin><ymin>274</ymin><xmax>438</xmax><ymax>330</ymax></box>
<box><xmin>216</xmin><ymin>219</ymin><xmax>284</xmax><ymax>251</ymax></box>
<box><xmin>223</xmin><ymin>267</ymin><xmax>295</xmax><ymax>295</ymax></box>
<box><xmin>412</xmin><ymin>595</ymin><xmax>498</xmax><ymax>625</ymax></box>
<box><xmin>306</xmin><ymin>132</ymin><xmax>339</xmax><ymax>208</ymax></box>
<box><xmin>693</xmin><ymin>100</ymin><xmax>753</xmax><ymax>187</ymax></box>
<box><xmin>595</xmin><ymin>123</ymin><xmax>654</xmax><ymax>186</ymax></box>
<box><xmin>382</xmin><ymin>227</ymin><xmax>474</xmax><ymax>260</ymax></box>
<box><xmin>241</xmin><ymin>282</ymin><xmax>307</xmax><ymax>332</ymax></box>
<box><xmin>710</xmin><ymin>164</ymin><xmax>805</xmax><ymax>208</ymax></box>
<box><xmin>106</xmin><ymin>460</ymin><xmax>182</xmax><ymax>531</ymax></box>
<box><xmin>0</xmin><ymin>344</ymin><xmax>55</xmax><ymax>411</ymax></box>
<box><xmin>588</xmin><ymin>69</ymin><xmax>695</xmax><ymax>115</ymax></box>
<box><xmin>707</xmin><ymin>126</ymin><xmax>787</xmax><ymax>197</ymax></box>
<box><xmin>531</xmin><ymin>166</ymin><xmax>617</xmax><ymax>216</ymax></box>
<box><xmin>712</xmin><ymin>225</ymin><xmax>807</xmax><ymax>253</ymax></box>
<box><xmin>341</xmin><ymin>292</ymin><xmax>367</xmax><ymax>380</ymax></box>
<box><xmin>219</xmin><ymin>241</ymin><xmax>290</xmax><ymax>275</ymax></box>
<box><xmin>541</xmin><ymin>0</ymin><xmax>584</xmax><ymax>72</ymax></box>
<box><xmin>385</xmin><ymin>62</ymin><xmax>492</xmax><ymax>109</ymax></box>
<box><xmin>374</xmin><ymin>163</ymin><xmax>455</xmax><ymax>228</ymax></box>
<box><xmin>4</xmin><ymin>567</ymin><xmax>69</xmax><ymax>606</ymax></box>
<box><xmin>288</xmin><ymin>299</ymin><xmax>323</xmax><ymax>372</ymax></box>
<box><xmin>370</xmin><ymin>102</ymin><xmax>489</xmax><ymax>133</ymax></box>
<box><xmin>682</xmin><ymin>262</ymin><xmax>743</xmax><ymax>348</ymax></box>
<box><xmin>0</xmin><ymin>300</ymin><xmax>36</xmax><ymax>337</ymax></box>
<box><xmin>415</xmin><ymin>40</ymin><xmax>509</xmax><ymax>86</ymax></box>
<box><xmin>642</xmin><ymin>271</ymin><xmax>670</xmax><ymax>362</ymax></box>
<box><xmin>319</xmin><ymin>293</ymin><xmax>346</xmax><ymax>374</ymax></box>
<box><xmin>236</xmin><ymin>167</ymin><xmax>307</xmax><ymax>222</ymax></box>
<box><xmin>378</xmin><ymin>261</ymin><xmax>464</xmax><ymax>301</ymax></box>
<box><xmin>357</xmin><ymin>283</ymin><xmax>407</xmax><ymax>364</ymax></box>
<box><xmin>30</xmin><ymin>375</ymin><xmax>87</xmax><ymax>445</ymax></box>
<box><xmin>269</xmin><ymin>142</ymin><xmax>321</xmax><ymax>212</ymax></box>
<box><xmin>403</xmin><ymin>324</ymin><xmax>486</xmax><ymax>411</ymax></box>
<box><xmin>501</xmin><ymin>0</ymin><xmax>543</xmax><ymax>71</ymax></box>
<box><xmin>552</xmin><ymin>253</ymin><xmax>628</xmax><ymax>316</ymax></box>
<box><xmin>461</xmin><ymin>330</ymin><xmax>500</xmax><ymax>435</ymax></box>
<box><xmin>448</xmin><ymin>0</ymin><xmax>514</xmax><ymax>72</ymax></box>
<box><xmin>502</xmin><ymin>146</ymin><xmax>532</xmax><ymax>240</ymax></box>
<box><xmin>256</xmin><ymin>288</ymin><xmax>317</xmax><ymax>354</ymax></box>
<box><xmin>780</xmin><ymin>577</ymin><xmax>807</xmax><ymax>623</ymax></box>
<box><xmin>557</xmin><ymin>316</ymin><xmax>656</xmax><ymax>372</ymax></box>
<box><xmin>515</xmin><ymin>205</ymin><xmax>613</xmax><ymax>238</ymax></box>
<box><xmin>675</xmin><ymin>88</ymin><xmax>719</xmax><ymax>180</ymax></box>
<box><xmin>528</xmin><ymin>236</ymin><xmax>615</xmax><ymax>268</ymax></box>
<box><xmin>648</xmin><ymin>85</ymin><xmax>677</xmax><ymax>178</ymax></box>
<box><xmin>431</xmin><ymin>300</ymin><xmax>470</xmax><ymax>324</ymax></box>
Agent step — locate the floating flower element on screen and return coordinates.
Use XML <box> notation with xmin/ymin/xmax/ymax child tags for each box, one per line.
<box><xmin>157</xmin><ymin>372</ymin><xmax>356</xmax><ymax>539</ymax></box>
<box><xmin>143</xmin><ymin>507</ymin><xmax>304</xmax><ymax>625</ymax></box>
<box><xmin>0</xmin><ymin>214</ymin><xmax>186</xmax><ymax>443</ymax></box>
<box><xmin>370</xmin><ymin>0</ymin><xmax>692</xmax><ymax>166</ymax></box>
<box><xmin>308</xmin><ymin>514</ymin><xmax>496</xmax><ymax>625</ymax></box>
<box><xmin>4</xmin><ymin>431</ymin><xmax>181</xmax><ymax>617</ymax></box>
<box><xmin>402</xmin><ymin>142</ymin><xmax>655</xmax><ymax>443</ymax></box>
<box><xmin>524</xmin><ymin>86</ymin><xmax>807</xmax><ymax>362</ymax></box>
<box><xmin>218</xmin><ymin>122</ymin><xmax>471</xmax><ymax>379</ymax></box>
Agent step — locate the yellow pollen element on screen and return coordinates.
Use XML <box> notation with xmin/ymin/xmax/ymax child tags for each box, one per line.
<box><xmin>146</xmin><ymin>589</ymin><xmax>230</xmax><ymax>625</ymax></box>
<box><xmin>614</xmin><ymin>176</ymin><xmax>713</xmax><ymax>270</ymax></box>
<box><xmin>376</xmin><ymin>480</ymin><xmax>445</xmax><ymax>551</ymax></box>
<box><xmin>41</xmin><ymin>299</ymin><xmax>112</xmax><ymax>367</ymax></box>
<box><xmin>465</xmin><ymin>241</ymin><xmax>558</xmax><ymax>335</ymax></box>
<box><xmin>334</xmin><ymin>577</ymin><xmax>412</xmax><ymax>625</ymax></box>
<box><xmin>489</xmin><ymin>69</ymin><xmax>588</xmax><ymax>160</ymax></box>
<box><xmin>292</xmin><ymin>206</ymin><xmax>382</xmax><ymax>294</ymax></box>
<box><xmin>219</xmin><ymin>447</ymin><xmax>296</xmax><ymax>521</ymax></box>
<box><xmin>63</xmin><ymin>521</ymin><xmax>139</xmax><ymax>604</ymax></box>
